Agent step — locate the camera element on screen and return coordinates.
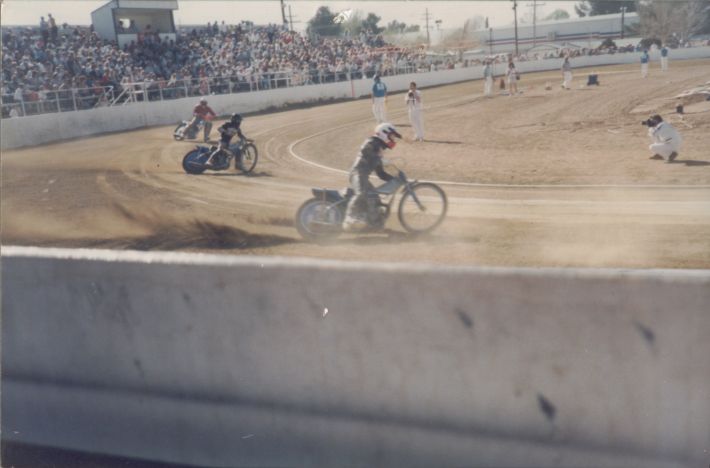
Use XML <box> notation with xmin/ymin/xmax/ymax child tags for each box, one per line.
<box><xmin>642</xmin><ymin>115</ymin><xmax>662</xmax><ymax>127</ymax></box>
<box><xmin>407</xmin><ymin>91</ymin><xmax>414</xmax><ymax>97</ymax></box>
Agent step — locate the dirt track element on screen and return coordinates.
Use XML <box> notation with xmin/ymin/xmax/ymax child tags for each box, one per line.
<box><xmin>2</xmin><ymin>60</ymin><xmax>710</xmax><ymax>268</ymax></box>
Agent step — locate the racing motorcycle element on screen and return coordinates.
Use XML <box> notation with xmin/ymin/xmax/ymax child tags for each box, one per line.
<box><xmin>181</xmin><ymin>138</ymin><xmax>258</xmax><ymax>175</ymax></box>
<box><xmin>173</xmin><ymin>116</ymin><xmax>213</xmax><ymax>141</ymax></box>
<box><xmin>295</xmin><ymin>164</ymin><xmax>447</xmax><ymax>241</ymax></box>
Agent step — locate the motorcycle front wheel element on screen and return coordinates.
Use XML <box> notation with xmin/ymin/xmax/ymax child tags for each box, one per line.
<box><xmin>295</xmin><ymin>198</ymin><xmax>344</xmax><ymax>241</ymax></box>
<box><xmin>397</xmin><ymin>182</ymin><xmax>448</xmax><ymax>234</ymax></box>
<box><xmin>236</xmin><ymin>143</ymin><xmax>259</xmax><ymax>174</ymax></box>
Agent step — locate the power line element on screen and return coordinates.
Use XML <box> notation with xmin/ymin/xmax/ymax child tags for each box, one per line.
<box><xmin>422</xmin><ymin>8</ymin><xmax>431</xmax><ymax>47</ymax></box>
<box><xmin>526</xmin><ymin>0</ymin><xmax>546</xmax><ymax>47</ymax></box>
<box><xmin>287</xmin><ymin>5</ymin><xmax>300</xmax><ymax>32</ymax></box>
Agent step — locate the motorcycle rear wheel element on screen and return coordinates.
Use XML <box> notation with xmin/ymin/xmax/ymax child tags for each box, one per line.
<box><xmin>174</xmin><ymin>123</ymin><xmax>186</xmax><ymax>141</ymax></box>
<box><xmin>397</xmin><ymin>182</ymin><xmax>448</xmax><ymax>234</ymax></box>
<box><xmin>182</xmin><ymin>149</ymin><xmax>208</xmax><ymax>174</ymax></box>
<box><xmin>296</xmin><ymin>198</ymin><xmax>344</xmax><ymax>241</ymax></box>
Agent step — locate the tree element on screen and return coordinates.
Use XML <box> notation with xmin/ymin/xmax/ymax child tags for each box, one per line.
<box><xmin>362</xmin><ymin>12</ymin><xmax>383</xmax><ymax>34</ymax></box>
<box><xmin>637</xmin><ymin>0</ymin><xmax>710</xmax><ymax>43</ymax></box>
<box><xmin>545</xmin><ymin>9</ymin><xmax>571</xmax><ymax>21</ymax></box>
<box><xmin>385</xmin><ymin>20</ymin><xmax>408</xmax><ymax>34</ymax></box>
<box><xmin>405</xmin><ymin>24</ymin><xmax>421</xmax><ymax>33</ymax></box>
<box><xmin>306</xmin><ymin>6</ymin><xmax>342</xmax><ymax>37</ymax></box>
<box><xmin>575</xmin><ymin>0</ymin><xmax>635</xmax><ymax>17</ymax></box>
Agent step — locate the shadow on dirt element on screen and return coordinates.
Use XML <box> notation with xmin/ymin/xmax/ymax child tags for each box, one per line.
<box><xmin>671</xmin><ymin>160</ymin><xmax>710</xmax><ymax>167</ymax></box>
<box><xmin>208</xmin><ymin>171</ymin><xmax>273</xmax><ymax>177</ymax></box>
<box><xmin>85</xmin><ymin>203</ymin><xmax>296</xmax><ymax>251</ymax></box>
<box><xmin>86</xmin><ymin>220</ymin><xmax>294</xmax><ymax>251</ymax></box>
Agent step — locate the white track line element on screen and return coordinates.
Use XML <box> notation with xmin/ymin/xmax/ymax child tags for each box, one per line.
<box><xmin>286</xmin><ymin>83</ymin><xmax>710</xmax><ymax>190</ymax></box>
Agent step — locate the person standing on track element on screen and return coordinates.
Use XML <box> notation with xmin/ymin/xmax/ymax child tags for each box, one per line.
<box><xmin>371</xmin><ymin>74</ymin><xmax>388</xmax><ymax>123</ymax></box>
<box><xmin>506</xmin><ymin>62</ymin><xmax>519</xmax><ymax>96</ymax></box>
<box><xmin>483</xmin><ymin>60</ymin><xmax>494</xmax><ymax>97</ymax></box>
<box><xmin>561</xmin><ymin>56</ymin><xmax>572</xmax><ymax>90</ymax></box>
<box><xmin>405</xmin><ymin>82</ymin><xmax>424</xmax><ymax>142</ymax></box>
<box><xmin>640</xmin><ymin>50</ymin><xmax>650</xmax><ymax>78</ymax></box>
<box><xmin>660</xmin><ymin>45</ymin><xmax>669</xmax><ymax>72</ymax></box>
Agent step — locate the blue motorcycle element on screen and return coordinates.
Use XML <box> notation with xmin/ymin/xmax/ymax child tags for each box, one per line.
<box><xmin>181</xmin><ymin>138</ymin><xmax>258</xmax><ymax>175</ymax></box>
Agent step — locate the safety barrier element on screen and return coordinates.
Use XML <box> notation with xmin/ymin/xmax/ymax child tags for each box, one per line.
<box><xmin>2</xmin><ymin>247</ymin><xmax>708</xmax><ymax>467</ymax></box>
<box><xmin>2</xmin><ymin>46</ymin><xmax>709</xmax><ymax>150</ymax></box>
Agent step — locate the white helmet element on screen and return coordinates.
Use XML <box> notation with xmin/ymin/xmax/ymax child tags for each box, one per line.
<box><xmin>374</xmin><ymin>123</ymin><xmax>402</xmax><ymax>149</ymax></box>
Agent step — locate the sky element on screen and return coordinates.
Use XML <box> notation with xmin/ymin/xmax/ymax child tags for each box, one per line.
<box><xmin>1</xmin><ymin>0</ymin><xmax>579</xmax><ymax>32</ymax></box>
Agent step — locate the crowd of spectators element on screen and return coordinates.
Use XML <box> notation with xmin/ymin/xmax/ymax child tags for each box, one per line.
<box><xmin>1</xmin><ymin>15</ymin><xmax>432</xmax><ymax>118</ymax></box>
<box><xmin>4</xmin><ymin>13</ymin><xmax>709</xmax><ymax>119</ymax></box>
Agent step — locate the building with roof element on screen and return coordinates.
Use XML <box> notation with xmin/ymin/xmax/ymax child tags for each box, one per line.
<box><xmin>91</xmin><ymin>0</ymin><xmax>178</xmax><ymax>48</ymax></box>
<box><xmin>478</xmin><ymin>12</ymin><xmax>640</xmax><ymax>54</ymax></box>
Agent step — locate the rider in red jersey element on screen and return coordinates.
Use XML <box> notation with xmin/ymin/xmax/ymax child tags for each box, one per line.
<box><xmin>188</xmin><ymin>98</ymin><xmax>217</xmax><ymax>141</ymax></box>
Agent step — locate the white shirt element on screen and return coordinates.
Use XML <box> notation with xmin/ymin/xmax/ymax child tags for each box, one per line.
<box><xmin>648</xmin><ymin>122</ymin><xmax>681</xmax><ymax>147</ymax></box>
<box><xmin>405</xmin><ymin>89</ymin><xmax>422</xmax><ymax>110</ymax></box>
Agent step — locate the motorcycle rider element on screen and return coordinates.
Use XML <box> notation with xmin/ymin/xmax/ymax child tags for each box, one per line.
<box><xmin>343</xmin><ymin>122</ymin><xmax>402</xmax><ymax>231</ymax></box>
<box><xmin>187</xmin><ymin>98</ymin><xmax>216</xmax><ymax>141</ymax></box>
<box><xmin>205</xmin><ymin>113</ymin><xmax>250</xmax><ymax>168</ymax></box>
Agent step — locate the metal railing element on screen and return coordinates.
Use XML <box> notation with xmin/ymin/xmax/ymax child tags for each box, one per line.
<box><xmin>1</xmin><ymin>86</ymin><xmax>115</xmax><ymax>118</ymax></box>
<box><xmin>0</xmin><ymin>64</ymin><xmax>429</xmax><ymax>118</ymax></box>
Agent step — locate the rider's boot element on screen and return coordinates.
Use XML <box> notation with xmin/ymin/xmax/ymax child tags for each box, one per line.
<box><xmin>204</xmin><ymin>149</ymin><xmax>220</xmax><ymax>168</ymax></box>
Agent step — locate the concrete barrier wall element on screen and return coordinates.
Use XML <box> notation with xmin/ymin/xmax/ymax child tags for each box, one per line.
<box><xmin>2</xmin><ymin>47</ymin><xmax>708</xmax><ymax>150</ymax></box>
<box><xmin>2</xmin><ymin>247</ymin><xmax>709</xmax><ymax>467</ymax></box>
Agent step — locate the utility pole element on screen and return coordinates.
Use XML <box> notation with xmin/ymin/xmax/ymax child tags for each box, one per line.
<box><xmin>620</xmin><ymin>6</ymin><xmax>626</xmax><ymax>39</ymax></box>
<box><xmin>486</xmin><ymin>17</ymin><xmax>493</xmax><ymax>55</ymax></box>
<box><xmin>526</xmin><ymin>0</ymin><xmax>546</xmax><ymax>47</ymax></box>
<box><xmin>279</xmin><ymin>0</ymin><xmax>288</xmax><ymax>28</ymax></box>
<box><xmin>423</xmin><ymin>8</ymin><xmax>431</xmax><ymax>47</ymax></box>
<box><xmin>512</xmin><ymin>0</ymin><xmax>519</xmax><ymax>57</ymax></box>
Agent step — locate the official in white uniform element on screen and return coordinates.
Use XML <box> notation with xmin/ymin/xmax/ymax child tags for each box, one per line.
<box><xmin>405</xmin><ymin>81</ymin><xmax>424</xmax><ymax>141</ymax></box>
<box><xmin>646</xmin><ymin>114</ymin><xmax>681</xmax><ymax>162</ymax></box>
<box><xmin>561</xmin><ymin>57</ymin><xmax>572</xmax><ymax>90</ymax></box>
<box><xmin>506</xmin><ymin>62</ymin><xmax>519</xmax><ymax>95</ymax></box>
<box><xmin>483</xmin><ymin>60</ymin><xmax>493</xmax><ymax>97</ymax></box>
<box><xmin>371</xmin><ymin>74</ymin><xmax>388</xmax><ymax>123</ymax></box>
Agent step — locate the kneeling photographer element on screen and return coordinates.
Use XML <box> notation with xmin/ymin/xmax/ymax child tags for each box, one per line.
<box><xmin>643</xmin><ymin>114</ymin><xmax>681</xmax><ymax>162</ymax></box>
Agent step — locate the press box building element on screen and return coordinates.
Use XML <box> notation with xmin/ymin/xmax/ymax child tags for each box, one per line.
<box><xmin>91</xmin><ymin>0</ymin><xmax>178</xmax><ymax>49</ymax></box>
